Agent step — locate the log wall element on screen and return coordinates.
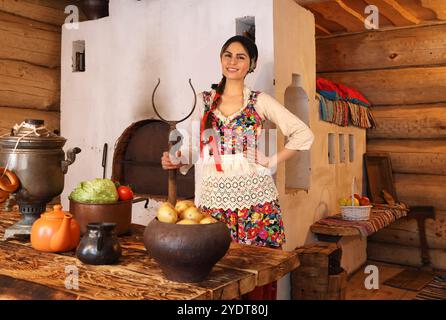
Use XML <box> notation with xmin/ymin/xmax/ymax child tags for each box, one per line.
<box><xmin>316</xmin><ymin>23</ymin><xmax>446</xmax><ymax>269</ymax></box>
<box><xmin>0</xmin><ymin>0</ymin><xmax>80</xmax><ymax>135</ymax></box>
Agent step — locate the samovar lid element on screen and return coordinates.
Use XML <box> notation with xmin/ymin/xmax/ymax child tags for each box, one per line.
<box><xmin>0</xmin><ymin>119</ymin><xmax>66</xmax><ymax>149</ymax></box>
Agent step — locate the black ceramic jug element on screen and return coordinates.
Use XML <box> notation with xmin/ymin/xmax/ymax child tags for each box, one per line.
<box><xmin>76</xmin><ymin>222</ymin><xmax>121</xmax><ymax>265</ymax></box>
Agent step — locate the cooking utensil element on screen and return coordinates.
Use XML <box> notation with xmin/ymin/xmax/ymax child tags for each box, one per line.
<box><xmin>0</xmin><ymin>119</ymin><xmax>81</xmax><ymax>240</ymax></box>
<box><xmin>152</xmin><ymin>79</ymin><xmax>197</xmax><ymax>205</ymax></box>
<box><xmin>69</xmin><ymin>197</ymin><xmax>148</xmax><ymax>236</ymax></box>
<box><xmin>102</xmin><ymin>143</ymin><xmax>108</xmax><ymax>179</ymax></box>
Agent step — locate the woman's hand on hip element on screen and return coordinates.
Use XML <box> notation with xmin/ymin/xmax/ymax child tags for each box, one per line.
<box><xmin>161</xmin><ymin>151</ymin><xmax>183</xmax><ymax>170</ymax></box>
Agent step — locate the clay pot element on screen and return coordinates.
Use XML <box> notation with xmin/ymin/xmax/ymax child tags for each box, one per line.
<box><xmin>30</xmin><ymin>205</ymin><xmax>80</xmax><ymax>252</ymax></box>
<box><xmin>76</xmin><ymin>222</ymin><xmax>121</xmax><ymax>265</ymax></box>
<box><xmin>143</xmin><ymin>218</ymin><xmax>231</xmax><ymax>283</ymax></box>
<box><xmin>80</xmin><ymin>0</ymin><xmax>109</xmax><ymax>20</ymax></box>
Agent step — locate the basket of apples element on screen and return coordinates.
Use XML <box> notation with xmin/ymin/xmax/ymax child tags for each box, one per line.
<box><xmin>339</xmin><ymin>194</ymin><xmax>372</xmax><ymax>221</ymax></box>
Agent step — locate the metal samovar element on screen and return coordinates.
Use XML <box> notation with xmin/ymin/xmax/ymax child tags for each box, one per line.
<box><xmin>0</xmin><ymin>119</ymin><xmax>81</xmax><ymax>239</ymax></box>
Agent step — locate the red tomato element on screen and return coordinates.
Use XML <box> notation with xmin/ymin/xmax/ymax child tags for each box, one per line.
<box><xmin>118</xmin><ymin>186</ymin><xmax>134</xmax><ymax>201</ymax></box>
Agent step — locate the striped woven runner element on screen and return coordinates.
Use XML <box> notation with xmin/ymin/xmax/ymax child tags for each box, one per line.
<box><xmin>316</xmin><ymin>204</ymin><xmax>408</xmax><ymax>237</ymax></box>
<box><xmin>414</xmin><ymin>276</ymin><xmax>446</xmax><ymax>300</ymax></box>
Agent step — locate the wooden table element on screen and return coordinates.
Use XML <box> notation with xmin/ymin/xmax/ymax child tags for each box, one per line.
<box><xmin>0</xmin><ymin>210</ymin><xmax>299</xmax><ymax>300</ymax></box>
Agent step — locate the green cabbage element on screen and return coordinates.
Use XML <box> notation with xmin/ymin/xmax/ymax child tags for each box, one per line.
<box><xmin>69</xmin><ymin>178</ymin><xmax>119</xmax><ymax>204</ymax></box>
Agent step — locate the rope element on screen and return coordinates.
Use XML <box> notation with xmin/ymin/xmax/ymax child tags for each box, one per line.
<box><xmin>1</xmin><ymin>122</ymin><xmax>49</xmax><ymax>178</ymax></box>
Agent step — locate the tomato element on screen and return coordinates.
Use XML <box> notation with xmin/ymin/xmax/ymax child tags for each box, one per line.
<box><xmin>118</xmin><ymin>185</ymin><xmax>134</xmax><ymax>201</ymax></box>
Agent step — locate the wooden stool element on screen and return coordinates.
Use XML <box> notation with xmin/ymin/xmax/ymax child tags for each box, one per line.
<box><xmin>291</xmin><ymin>242</ymin><xmax>347</xmax><ymax>300</ymax></box>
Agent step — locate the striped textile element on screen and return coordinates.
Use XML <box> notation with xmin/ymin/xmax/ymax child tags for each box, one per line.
<box><xmin>414</xmin><ymin>276</ymin><xmax>446</xmax><ymax>300</ymax></box>
<box><xmin>316</xmin><ymin>204</ymin><xmax>409</xmax><ymax>237</ymax></box>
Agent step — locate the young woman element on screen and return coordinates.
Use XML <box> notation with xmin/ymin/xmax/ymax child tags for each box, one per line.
<box><xmin>161</xmin><ymin>35</ymin><xmax>314</xmax><ymax>299</ymax></box>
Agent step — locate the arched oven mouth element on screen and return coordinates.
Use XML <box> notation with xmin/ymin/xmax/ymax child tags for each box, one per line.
<box><xmin>111</xmin><ymin>119</ymin><xmax>194</xmax><ymax>202</ymax></box>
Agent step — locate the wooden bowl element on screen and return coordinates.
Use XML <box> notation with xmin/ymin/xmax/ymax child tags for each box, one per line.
<box><xmin>143</xmin><ymin>218</ymin><xmax>231</xmax><ymax>283</ymax></box>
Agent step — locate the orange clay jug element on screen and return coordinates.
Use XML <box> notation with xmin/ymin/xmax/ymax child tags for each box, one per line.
<box><xmin>31</xmin><ymin>204</ymin><xmax>80</xmax><ymax>252</ymax></box>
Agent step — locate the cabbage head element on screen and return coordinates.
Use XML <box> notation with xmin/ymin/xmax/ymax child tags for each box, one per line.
<box><xmin>69</xmin><ymin>178</ymin><xmax>118</xmax><ymax>204</ymax></box>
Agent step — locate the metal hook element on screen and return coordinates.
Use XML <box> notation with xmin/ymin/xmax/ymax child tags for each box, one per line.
<box><xmin>151</xmin><ymin>78</ymin><xmax>197</xmax><ymax>124</ymax></box>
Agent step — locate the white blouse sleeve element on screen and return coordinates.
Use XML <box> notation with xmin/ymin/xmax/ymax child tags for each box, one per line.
<box><xmin>256</xmin><ymin>92</ymin><xmax>314</xmax><ymax>150</ymax></box>
<box><xmin>177</xmin><ymin>92</ymin><xmax>203</xmax><ymax>175</ymax></box>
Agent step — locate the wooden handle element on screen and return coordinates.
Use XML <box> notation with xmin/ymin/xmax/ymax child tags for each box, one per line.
<box><xmin>168</xmin><ymin>169</ymin><xmax>177</xmax><ymax>205</ymax></box>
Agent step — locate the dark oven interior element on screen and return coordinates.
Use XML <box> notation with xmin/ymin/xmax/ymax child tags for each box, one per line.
<box><xmin>111</xmin><ymin>120</ymin><xmax>194</xmax><ymax>200</ymax></box>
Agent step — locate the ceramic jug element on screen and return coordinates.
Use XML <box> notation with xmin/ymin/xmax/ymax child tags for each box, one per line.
<box><xmin>76</xmin><ymin>222</ymin><xmax>121</xmax><ymax>265</ymax></box>
<box><xmin>30</xmin><ymin>204</ymin><xmax>80</xmax><ymax>252</ymax></box>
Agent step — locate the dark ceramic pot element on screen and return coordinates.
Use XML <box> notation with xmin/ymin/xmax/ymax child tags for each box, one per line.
<box><xmin>76</xmin><ymin>222</ymin><xmax>121</xmax><ymax>265</ymax></box>
<box><xmin>80</xmin><ymin>0</ymin><xmax>109</xmax><ymax>20</ymax></box>
<box><xmin>143</xmin><ymin>218</ymin><xmax>231</xmax><ymax>283</ymax></box>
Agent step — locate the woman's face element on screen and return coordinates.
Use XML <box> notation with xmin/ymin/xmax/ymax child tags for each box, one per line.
<box><xmin>220</xmin><ymin>42</ymin><xmax>250</xmax><ymax>81</ymax></box>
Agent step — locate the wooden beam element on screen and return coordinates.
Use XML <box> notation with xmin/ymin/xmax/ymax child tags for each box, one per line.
<box><xmin>368</xmin><ymin>104</ymin><xmax>446</xmax><ymax>139</ymax></box>
<box><xmin>0</xmin><ymin>12</ymin><xmax>61</xmax><ymax>68</ymax></box>
<box><xmin>367</xmin><ymin>138</ymin><xmax>446</xmax><ymax>154</ymax></box>
<box><xmin>0</xmin><ymin>0</ymin><xmax>81</xmax><ymax>26</ymax></box>
<box><xmin>369</xmin><ymin>210</ymin><xmax>446</xmax><ymax>249</ymax></box>
<box><xmin>364</xmin><ymin>0</ymin><xmax>420</xmax><ymax>26</ymax></box>
<box><xmin>319</xmin><ymin>67</ymin><xmax>446</xmax><ymax>106</ymax></box>
<box><xmin>0</xmin><ymin>59</ymin><xmax>60</xmax><ymax>111</ymax></box>
<box><xmin>420</xmin><ymin>0</ymin><xmax>446</xmax><ymax>20</ymax></box>
<box><xmin>316</xmin><ymin>24</ymin><xmax>446</xmax><ymax>72</ymax></box>
<box><xmin>368</xmin><ymin>241</ymin><xmax>446</xmax><ymax>269</ymax></box>
<box><xmin>0</xmin><ymin>107</ymin><xmax>60</xmax><ymax>135</ymax></box>
<box><xmin>316</xmin><ymin>23</ymin><xmax>331</xmax><ymax>35</ymax></box>
<box><xmin>300</xmin><ymin>0</ymin><xmax>367</xmax><ymax>32</ymax></box>
<box><xmin>395</xmin><ymin>173</ymin><xmax>446</xmax><ymax>210</ymax></box>
<box><xmin>367</xmin><ymin>139</ymin><xmax>446</xmax><ymax>176</ymax></box>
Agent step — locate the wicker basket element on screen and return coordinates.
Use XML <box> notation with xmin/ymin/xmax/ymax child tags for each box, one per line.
<box><xmin>340</xmin><ymin>176</ymin><xmax>372</xmax><ymax>221</ymax></box>
<box><xmin>341</xmin><ymin>205</ymin><xmax>372</xmax><ymax>221</ymax></box>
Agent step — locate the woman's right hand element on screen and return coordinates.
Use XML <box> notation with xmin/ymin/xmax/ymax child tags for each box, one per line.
<box><xmin>161</xmin><ymin>151</ymin><xmax>183</xmax><ymax>170</ymax></box>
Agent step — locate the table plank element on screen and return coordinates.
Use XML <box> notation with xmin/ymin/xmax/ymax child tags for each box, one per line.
<box><xmin>217</xmin><ymin>243</ymin><xmax>300</xmax><ymax>287</ymax></box>
<box><xmin>0</xmin><ymin>241</ymin><xmax>210</xmax><ymax>300</ymax></box>
<box><xmin>0</xmin><ymin>274</ymin><xmax>85</xmax><ymax>300</ymax></box>
<box><xmin>0</xmin><ymin>210</ymin><xmax>299</xmax><ymax>299</ymax></box>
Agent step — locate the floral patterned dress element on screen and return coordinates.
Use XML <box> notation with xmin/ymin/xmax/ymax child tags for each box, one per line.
<box><xmin>198</xmin><ymin>90</ymin><xmax>286</xmax><ymax>248</ymax></box>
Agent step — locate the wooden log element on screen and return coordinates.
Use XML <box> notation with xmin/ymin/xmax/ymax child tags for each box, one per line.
<box><xmin>0</xmin><ymin>0</ymin><xmax>82</xmax><ymax>26</ymax></box>
<box><xmin>367</xmin><ymin>138</ymin><xmax>446</xmax><ymax>154</ymax></box>
<box><xmin>318</xmin><ymin>67</ymin><xmax>446</xmax><ymax>106</ymax></box>
<box><xmin>0</xmin><ymin>107</ymin><xmax>60</xmax><ymax>135</ymax></box>
<box><xmin>367</xmin><ymin>139</ymin><xmax>446</xmax><ymax>175</ymax></box>
<box><xmin>394</xmin><ymin>173</ymin><xmax>446</xmax><ymax>210</ymax></box>
<box><xmin>0</xmin><ymin>59</ymin><xmax>60</xmax><ymax>110</ymax></box>
<box><xmin>0</xmin><ymin>11</ymin><xmax>61</xmax><ymax>68</ymax></box>
<box><xmin>369</xmin><ymin>211</ymin><xmax>446</xmax><ymax>249</ymax></box>
<box><xmin>317</xmin><ymin>24</ymin><xmax>446</xmax><ymax>72</ymax></box>
<box><xmin>368</xmin><ymin>104</ymin><xmax>446</xmax><ymax>139</ymax></box>
<box><xmin>367</xmin><ymin>241</ymin><xmax>446</xmax><ymax>269</ymax></box>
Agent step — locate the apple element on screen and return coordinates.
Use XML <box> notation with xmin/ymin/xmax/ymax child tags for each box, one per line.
<box><xmin>359</xmin><ymin>196</ymin><xmax>371</xmax><ymax>206</ymax></box>
<box><xmin>181</xmin><ymin>206</ymin><xmax>203</xmax><ymax>222</ymax></box>
<box><xmin>175</xmin><ymin>200</ymin><xmax>195</xmax><ymax>214</ymax></box>
<box><xmin>176</xmin><ymin>219</ymin><xmax>199</xmax><ymax>225</ymax></box>
<box><xmin>200</xmin><ymin>216</ymin><xmax>218</xmax><ymax>224</ymax></box>
<box><xmin>354</xmin><ymin>194</ymin><xmax>361</xmax><ymax>201</ymax></box>
<box><xmin>157</xmin><ymin>205</ymin><xmax>178</xmax><ymax>224</ymax></box>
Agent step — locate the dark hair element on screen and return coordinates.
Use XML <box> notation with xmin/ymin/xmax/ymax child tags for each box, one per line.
<box><xmin>207</xmin><ymin>36</ymin><xmax>258</xmax><ymax>130</ymax></box>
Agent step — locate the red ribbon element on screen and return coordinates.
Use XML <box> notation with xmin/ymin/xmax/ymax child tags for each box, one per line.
<box><xmin>200</xmin><ymin>92</ymin><xmax>223</xmax><ymax>172</ymax></box>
